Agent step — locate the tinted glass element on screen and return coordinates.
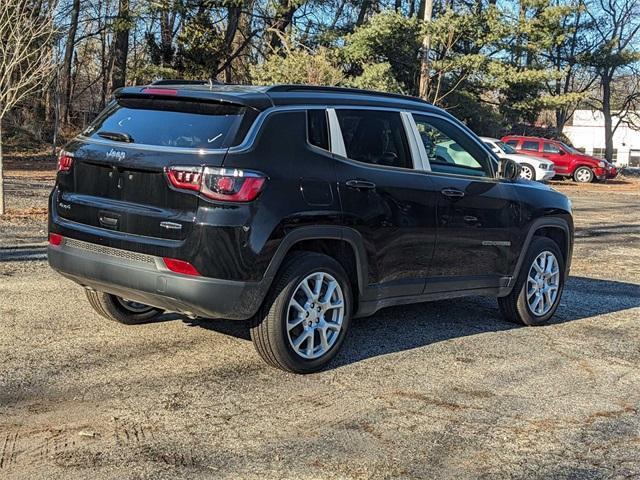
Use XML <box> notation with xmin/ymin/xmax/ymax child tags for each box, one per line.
<box><xmin>413</xmin><ymin>114</ymin><xmax>494</xmax><ymax>177</ymax></box>
<box><xmin>85</xmin><ymin>98</ymin><xmax>247</xmax><ymax>149</ymax></box>
<box><xmin>496</xmin><ymin>141</ymin><xmax>516</xmax><ymax>154</ymax></box>
<box><xmin>505</xmin><ymin>139</ymin><xmax>518</xmax><ymax>147</ymax></box>
<box><xmin>307</xmin><ymin>110</ymin><xmax>329</xmax><ymax>150</ymax></box>
<box><xmin>522</xmin><ymin>140</ymin><xmax>540</xmax><ymax>151</ymax></box>
<box><xmin>543</xmin><ymin>142</ymin><xmax>560</xmax><ymax>153</ymax></box>
<box><xmin>336</xmin><ymin>109</ymin><xmax>412</xmax><ymax>169</ymax></box>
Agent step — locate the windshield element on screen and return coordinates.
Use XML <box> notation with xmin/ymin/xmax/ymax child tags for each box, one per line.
<box><xmin>559</xmin><ymin>142</ymin><xmax>579</xmax><ymax>154</ymax></box>
<box><xmin>85</xmin><ymin>98</ymin><xmax>248</xmax><ymax>149</ymax></box>
<box><xmin>496</xmin><ymin>141</ymin><xmax>516</xmax><ymax>154</ymax></box>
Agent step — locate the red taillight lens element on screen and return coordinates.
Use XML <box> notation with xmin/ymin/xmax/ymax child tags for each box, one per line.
<box><xmin>49</xmin><ymin>233</ymin><xmax>63</xmax><ymax>246</ymax></box>
<box><xmin>165</xmin><ymin>167</ymin><xmax>202</xmax><ymax>192</ymax></box>
<box><xmin>57</xmin><ymin>152</ymin><xmax>73</xmax><ymax>172</ymax></box>
<box><xmin>162</xmin><ymin>257</ymin><xmax>201</xmax><ymax>276</ymax></box>
<box><xmin>201</xmin><ymin>167</ymin><xmax>266</xmax><ymax>202</ymax></box>
<box><xmin>165</xmin><ymin>166</ymin><xmax>266</xmax><ymax>202</ymax></box>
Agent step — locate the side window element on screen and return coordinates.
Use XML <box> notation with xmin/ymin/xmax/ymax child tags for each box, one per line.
<box><xmin>543</xmin><ymin>142</ymin><xmax>560</xmax><ymax>154</ymax></box>
<box><xmin>412</xmin><ymin>114</ymin><xmax>494</xmax><ymax>178</ymax></box>
<box><xmin>307</xmin><ymin>110</ymin><xmax>329</xmax><ymax>150</ymax></box>
<box><xmin>336</xmin><ymin>109</ymin><xmax>412</xmax><ymax>169</ymax></box>
<box><xmin>505</xmin><ymin>139</ymin><xmax>518</xmax><ymax>147</ymax></box>
<box><xmin>522</xmin><ymin>140</ymin><xmax>540</xmax><ymax>151</ymax></box>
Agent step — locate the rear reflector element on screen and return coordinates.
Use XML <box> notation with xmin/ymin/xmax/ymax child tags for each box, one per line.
<box><xmin>57</xmin><ymin>152</ymin><xmax>73</xmax><ymax>172</ymax></box>
<box><xmin>49</xmin><ymin>233</ymin><xmax>63</xmax><ymax>246</ymax></box>
<box><xmin>163</xmin><ymin>257</ymin><xmax>201</xmax><ymax>276</ymax></box>
<box><xmin>142</xmin><ymin>87</ymin><xmax>178</xmax><ymax>96</ymax></box>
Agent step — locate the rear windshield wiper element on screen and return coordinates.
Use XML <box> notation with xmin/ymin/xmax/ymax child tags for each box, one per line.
<box><xmin>97</xmin><ymin>130</ymin><xmax>134</xmax><ymax>143</ymax></box>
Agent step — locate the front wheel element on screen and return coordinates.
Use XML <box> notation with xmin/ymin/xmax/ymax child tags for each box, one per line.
<box><xmin>573</xmin><ymin>166</ymin><xmax>594</xmax><ymax>183</ymax></box>
<box><xmin>498</xmin><ymin>237</ymin><xmax>565</xmax><ymax>326</ymax></box>
<box><xmin>250</xmin><ymin>252</ymin><xmax>352</xmax><ymax>373</ymax></box>
<box><xmin>519</xmin><ymin>163</ymin><xmax>536</xmax><ymax>181</ymax></box>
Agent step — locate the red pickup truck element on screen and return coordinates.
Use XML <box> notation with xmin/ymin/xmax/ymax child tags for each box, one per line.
<box><xmin>501</xmin><ymin>135</ymin><xmax>618</xmax><ymax>183</ymax></box>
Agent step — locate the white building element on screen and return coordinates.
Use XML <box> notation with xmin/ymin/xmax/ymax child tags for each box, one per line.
<box><xmin>563</xmin><ymin>110</ymin><xmax>640</xmax><ymax>167</ymax></box>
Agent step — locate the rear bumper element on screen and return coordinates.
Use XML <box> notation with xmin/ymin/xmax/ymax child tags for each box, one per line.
<box><xmin>48</xmin><ymin>237</ymin><xmax>266</xmax><ymax>320</ymax></box>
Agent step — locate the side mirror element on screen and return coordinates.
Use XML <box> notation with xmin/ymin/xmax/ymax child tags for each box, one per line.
<box><xmin>558</xmin><ymin>149</ymin><xmax>566</xmax><ymax>155</ymax></box>
<box><xmin>498</xmin><ymin>158</ymin><xmax>521</xmax><ymax>181</ymax></box>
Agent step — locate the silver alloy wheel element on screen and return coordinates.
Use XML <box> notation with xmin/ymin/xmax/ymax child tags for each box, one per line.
<box><xmin>520</xmin><ymin>165</ymin><xmax>534</xmax><ymax>180</ymax></box>
<box><xmin>115</xmin><ymin>296</ymin><xmax>154</xmax><ymax>313</ymax></box>
<box><xmin>575</xmin><ymin>167</ymin><xmax>592</xmax><ymax>183</ymax></box>
<box><xmin>286</xmin><ymin>271</ymin><xmax>345</xmax><ymax>360</ymax></box>
<box><xmin>526</xmin><ymin>251</ymin><xmax>560</xmax><ymax>317</ymax></box>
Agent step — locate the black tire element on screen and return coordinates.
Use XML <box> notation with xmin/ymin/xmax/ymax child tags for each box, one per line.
<box><xmin>250</xmin><ymin>252</ymin><xmax>353</xmax><ymax>374</ymax></box>
<box><xmin>85</xmin><ymin>290</ymin><xmax>163</xmax><ymax>325</ymax></box>
<box><xmin>498</xmin><ymin>237</ymin><xmax>565</xmax><ymax>326</ymax></box>
<box><xmin>519</xmin><ymin>163</ymin><xmax>536</xmax><ymax>181</ymax></box>
<box><xmin>573</xmin><ymin>166</ymin><xmax>594</xmax><ymax>183</ymax></box>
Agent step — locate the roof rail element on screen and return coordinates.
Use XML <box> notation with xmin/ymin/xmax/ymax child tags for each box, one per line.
<box><xmin>265</xmin><ymin>84</ymin><xmax>430</xmax><ymax>104</ymax></box>
<box><xmin>150</xmin><ymin>79</ymin><xmax>225</xmax><ymax>86</ymax></box>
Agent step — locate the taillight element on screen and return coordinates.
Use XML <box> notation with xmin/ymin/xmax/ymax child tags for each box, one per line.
<box><xmin>57</xmin><ymin>151</ymin><xmax>73</xmax><ymax>172</ymax></box>
<box><xmin>49</xmin><ymin>233</ymin><xmax>63</xmax><ymax>246</ymax></box>
<box><xmin>165</xmin><ymin>167</ymin><xmax>202</xmax><ymax>192</ymax></box>
<box><xmin>163</xmin><ymin>257</ymin><xmax>201</xmax><ymax>276</ymax></box>
<box><xmin>165</xmin><ymin>166</ymin><xmax>266</xmax><ymax>202</ymax></box>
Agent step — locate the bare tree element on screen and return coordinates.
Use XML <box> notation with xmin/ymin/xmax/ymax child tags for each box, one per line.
<box><xmin>584</xmin><ymin>0</ymin><xmax>640</xmax><ymax>162</ymax></box>
<box><xmin>0</xmin><ymin>1</ymin><xmax>56</xmax><ymax>215</ymax></box>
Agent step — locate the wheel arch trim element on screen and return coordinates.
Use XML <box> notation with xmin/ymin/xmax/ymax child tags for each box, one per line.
<box><xmin>262</xmin><ymin>226</ymin><xmax>369</xmax><ymax>296</ymax></box>
<box><xmin>506</xmin><ymin>217</ymin><xmax>572</xmax><ymax>295</ymax></box>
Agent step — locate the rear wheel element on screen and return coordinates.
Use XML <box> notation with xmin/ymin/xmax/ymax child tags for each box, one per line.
<box><xmin>573</xmin><ymin>166</ymin><xmax>594</xmax><ymax>183</ymax></box>
<box><xmin>519</xmin><ymin>164</ymin><xmax>536</xmax><ymax>181</ymax></box>
<box><xmin>250</xmin><ymin>252</ymin><xmax>352</xmax><ymax>373</ymax></box>
<box><xmin>85</xmin><ymin>290</ymin><xmax>163</xmax><ymax>324</ymax></box>
<box><xmin>498</xmin><ymin>237</ymin><xmax>565</xmax><ymax>326</ymax></box>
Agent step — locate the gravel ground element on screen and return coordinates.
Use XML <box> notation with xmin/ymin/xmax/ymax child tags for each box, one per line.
<box><xmin>0</xmin><ymin>172</ymin><xmax>639</xmax><ymax>479</ymax></box>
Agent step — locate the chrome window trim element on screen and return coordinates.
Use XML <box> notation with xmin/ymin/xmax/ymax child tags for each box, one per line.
<box><xmin>75</xmin><ymin>103</ymin><xmax>500</xmax><ymax>173</ymax></box>
<box><xmin>327</xmin><ymin>108</ymin><xmax>347</xmax><ymax>157</ymax></box>
<box><xmin>402</xmin><ymin>111</ymin><xmax>431</xmax><ymax>172</ymax></box>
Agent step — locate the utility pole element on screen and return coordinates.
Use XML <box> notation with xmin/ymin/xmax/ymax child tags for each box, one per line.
<box><xmin>418</xmin><ymin>0</ymin><xmax>434</xmax><ymax>100</ymax></box>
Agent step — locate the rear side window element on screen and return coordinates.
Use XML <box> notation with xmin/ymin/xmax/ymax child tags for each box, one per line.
<box><xmin>543</xmin><ymin>142</ymin><xmax>561</xmax><ymax>153</ymax></box>
<box><xmin>505</xmin><ymin>139</ymin><xmax>518</xmax><ymax>147</ymax></box>
<box><xmin>307</xmin><ymin>110</ymin><xmax>329</xmax><ymax>150</ymax></box>
<box><xmin>336</xmin><ymin>109</ymin><xmax>412</xmax><ymax>169</ymax></box>
<box><xmin>85</xmin><ymin>98</ymin><xmax>249</xmax><ymax>149</ymax></box>
<box><xmin>522</xmin><ymin>140</ymin><xmax>540</xmax><ymax>152</ymax></box>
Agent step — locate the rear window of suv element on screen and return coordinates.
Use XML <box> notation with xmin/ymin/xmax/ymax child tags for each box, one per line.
<box><xmin>522</xmin><ymin>140</ymin><xmax>540</xmax><ymax>151</ymax></box>
<box><xmin>84</xmin><ymin>98</ymin><xmax>250</xmax><ymax>149</ymax></box>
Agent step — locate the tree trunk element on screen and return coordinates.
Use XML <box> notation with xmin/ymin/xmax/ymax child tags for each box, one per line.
<box><xmin>60</xmin><ymin>0</ymin><xmax>80</xmax><ymax>124</ymax></box>
<box><xmin>269</xmin><ymin>0</ymin><xmax>299</xmax><ymax>51</ymax></box>
<box><xmin>418</xmin><ymin>0</ymin><xmax>434</xmax><ymax>100</ymax></box>
<box><xmin>602</xmin><ymin>76</ymin><xmax>614</xmax><ymax>163</ymax></box>
<box><xmin>356</xmin><ymin>0</ymin><xmax>371</xmax><ymax>26</ymax></box>
<box><xmin>111</xmin><ymin>0</ymin><xmax>130</xmax><ymax>90</ymax></box>
<box><xmin>0</xmin><ymin>120</ymin><xmax>4</xmax><ymax>215</ymax></box>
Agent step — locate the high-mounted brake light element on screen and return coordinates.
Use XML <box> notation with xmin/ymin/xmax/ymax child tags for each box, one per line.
<box><xmin>165</xmin><ymin>166</ymin><xmax>266</xmax><ymax>202</ymax></box>
<box><xmin>142</xmin><ymin>87</ymin><xmax>178</xmax><ymax>96</ymax></box>
<box><xmin>57</xmin><ymin>151</ymin><xmax>74</xmax><ymax>172</ymax></box>
<box><xmin>163</xmin><ymin>257</ymin><xmax>201</xmax><ymax>276</ymax></box>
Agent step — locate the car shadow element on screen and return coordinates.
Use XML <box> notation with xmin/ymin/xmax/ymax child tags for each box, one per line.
<box><xmin>169</xmin><ymin>275</ymin><xmax>640</xmax><ymax>369</ymax></box>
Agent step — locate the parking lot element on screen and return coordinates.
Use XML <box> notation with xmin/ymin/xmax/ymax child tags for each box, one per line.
<box><xmin>0</xmin><ymin>168</ymin><xmax>639</xmax><ymax>479</ymax></box>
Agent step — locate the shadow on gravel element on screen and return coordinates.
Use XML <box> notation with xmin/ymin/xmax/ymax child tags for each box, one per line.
<box><xmin>179</xmin><ymin>275</ymin><xmax>640</xmax><ymax>369</ymax></box>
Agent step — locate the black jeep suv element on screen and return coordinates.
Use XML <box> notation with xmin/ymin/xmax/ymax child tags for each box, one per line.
<box><xmin>48</xmin><ymin>83</ymin><xmax>574</xmax><ymax>373</ymax></box>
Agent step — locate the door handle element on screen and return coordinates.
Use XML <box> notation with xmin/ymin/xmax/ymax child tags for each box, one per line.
<box><xmin>440</xmin><ymin>188</ymin><xmax>465</xmax><ymax>199</ymax></box>
<box><xmin>345</xmin><ymin>179</ymin><xmax>376</xmax><ymax>190</ymax></box>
